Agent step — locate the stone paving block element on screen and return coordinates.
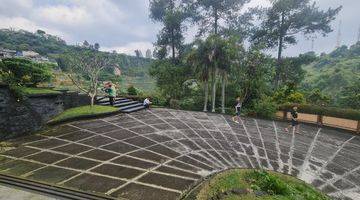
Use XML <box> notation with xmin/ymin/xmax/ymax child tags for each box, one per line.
<box><xmin>79</xmin><ymin>149</ymin><xmax>119</xmax><ymax>161</ymax></box>
<box><xmin>104</xmin><ymin>129</ymin><xmax>137</xmax><ymax>140</ymax></box>
<box><xmin>27</xmin><ymin>139</ymin><xmax>68</xmax><ymax>149</ymax></box>
<box><xmin>129</xmin><ymin>126</ymin><xmax>156</xmax><ymax>134</ymax></box>
<box><xmin>334</xmin><ymin>179</ymin><xmax>355</xmax><ymax>190</ymax></box>
<box><xmin>112</xmin><ymin>156</ymin><xmax>157</xmax><ymax>169</ymax></box>
<box><xmin>111</xmin><ymin>183</ymin><xmax>180</xmax><ymax>200</ymax></box>
<box><xmin>146</xmin><ymin>133</ymin><xmax>173</xmax><ymax>143</ymax></box>
<box><xmin>88</xmin><ymin>124</ymin><xmax>119</xmax><ymax>134</ymax></box>
<box><xmin>56</xmin><ymin>157</ymin><xmax>100</xmax><ymax>170</ymax></box>
<box><xmin>72</xmin><ymin>120</ymin><xmax>109</xmax><ymax>129</ymax></box>
<box><xmin>27</xmin><ymin>166</ymin><xmax>79</xmax><ymax>184</ymax></box>
<box><xmin>102</xmin><ymin>141</ymin><xmax>138</xmax><ymax>154</ymax></box>
<box><xmin>1</xmin><ymin>147</ymin><xmax>40</xmax><ymax>158</ymax></box>
<box><xmin>124</xmin><ymin>136</ymin><xmax>156</xmax><ymax>148</ymax></box>
<box><xmin>129</xmin><ymin>150</ymin><xmax>168</xmax><ymax>164</ymax></box>
<box><xmin>42</xmin><ymin>125</ymin><xmax>79</xmax><ymax>136</ymax></box>
<box><xmin>91</xmin><ymin>164</ymin><xmax>143</xmax><ymax>179</ymax></box>
<box><xmin>63</xmin><ymin>173</ymin><xmax>125</xmax><ymax>194</ymax></box>
<box><xmin>79</xmin><ymin>136</ymin><xmax>115</xmax><ymax>147</ymax></box>
<box><xmin>25</xmin><ymin>151</ymin><xmax>68</xmax><ymax>164</ymax></box>
<box><xmin>58</xmin><ymin>130</ymin><xmax>95</xmax><ymax>142</ymax></box>
<box><xmin>147</xmin><ymin>144</ymin><xmax>181</xmax><ymax>158</ymax></box>
<box><xmin>139</xmin><ymin>172</ymin><xmax>195</xmax><ymax>191</ymax></box>
<box><xmin>0</xmin><ymin>160</ymin><xmax>44</xmax><ymax>176</ymax></box>
<box><xmin>52</xmin><ymin>143</ymin><xmax>93</xmax><ymax>155</ymax></box>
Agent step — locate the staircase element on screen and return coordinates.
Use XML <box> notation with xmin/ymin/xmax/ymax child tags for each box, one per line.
<box><xmin>96</xmin><ymin>97</ymin><xmax>145</xmax><ymax>113</ymax></box>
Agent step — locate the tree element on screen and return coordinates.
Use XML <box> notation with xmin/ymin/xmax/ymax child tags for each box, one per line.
<box><xmin>36</xmin><ymin>29</ymin><xmax>46</xmax><ymax>35</ymax></box>
<box><xmin>146</xmin><ymin>49</ymin><xmax>152</xmax><ymax>58</ymax></box>
<box><xmin>252</xmin><ymin>0</ymin><xmax>342</xmax><ymax>87</ymax></box>
<box><xmin>63</xmin><ymin>50</ymin><xmax>114</xmax><ymax>106</ymax></box>
<box><xmin>187</xmin><ymin>39</ymin><xmax>212</xmax><ymax>111</ymax></box>
<box><xmin>94</xmin><ymin>43</ymin><xmax>100</xmax><ymax>51</ymax></box>
<box><xmin>339</xmin><ymin>79</ymin><xmax>360</xmax><ymax>109</ymax></box>
<box><xmin>134</xmin><ymin>50</ymin><xmax>143</xmax><ymax>58</ymax></box>
<box><xmin>83</xmin><ymin>40</ymin><xmax>90</xmax><ymax>48</ymax></box>
<box><xmin>150</xmin><ymin>0</ymin><xmax>188</xmax><ymax>61</ymax></box>
<box><xmin>190</xmin><ymin>0</ymin><xmax>249</xmax><ymax>36</ymax></box>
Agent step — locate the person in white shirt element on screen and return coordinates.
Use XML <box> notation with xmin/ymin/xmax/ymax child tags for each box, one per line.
<box><xmin>143</xmin><ymin>97</ymin><xmax>152</xmax><ymax>109</ymax></box>
<box><xmin>232</xmin><ymin>97</ymin><xmax>242</xmax><ymax>124</ymax></box>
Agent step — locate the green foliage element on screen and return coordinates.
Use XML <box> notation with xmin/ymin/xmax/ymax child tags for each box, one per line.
<box><xmin>0</xmin><ymin>58</ymin><xmax>53</xmax><ymax>86</ymax></box>
<box><xmin>306</xmin><ymin>89</ymin><xmax>331</xmax><ymax>106</ymax></box>
<box><xmin>279</xmin><ymin>104</ymin><xmax>360</xmax><ymax>120</ymax></box>
<box><xmin>127</xmin><ymin>85</ymin><xmax>138</xmax><ymax>95</ymax></box>
<box><xmin>50</xmin><ymin>105</ymin><xmax>118</xmax><ymax>124</ymax></box>
<box><xmin>338</xmin><ymin>79</ymin><xmax>360</xmax><ymax>109</ymax></box>
<box><xmin>252</xmin><ymin>96</ymin><xmax>277</xmax><ymax>119</ymax></box>
<box><xmin>149</xmin><ymin>60</ymin><xmax>191</xmax><ymax>99</ymax></box>
<box><xmin>245</xmin><ymin>170</ymin><xmax>291</xmax><ymax>195</ymax></box>
<box><xmin>273</xmin><ymin>84</ymin><xmax>305</xmax><ymax>104</ymax></box>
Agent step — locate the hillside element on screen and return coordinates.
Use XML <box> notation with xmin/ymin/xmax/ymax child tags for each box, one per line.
<box><xmin>0</xmin><ymin>29</ymin><xmax>155</xmax><ymax>91</ymax></box>
<box><xmin>301</xmin><ymin>42</ymin><xmax>360</xmax><ymax>105</ymax></box>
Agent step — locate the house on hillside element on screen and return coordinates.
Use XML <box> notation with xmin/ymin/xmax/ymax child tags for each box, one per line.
<box><xmin>0</xmin><ymin>48</ymin><xmax>16</xmax><ymax>59</ymax></box>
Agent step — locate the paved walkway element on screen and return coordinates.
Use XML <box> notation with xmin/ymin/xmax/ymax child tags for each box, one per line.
<box><xmin>0</xmin><ymin>184</ymin><xmax>56</xmax><ymax>200</ymax></box>
<box><xmin>0</xmin><ymin>108</ymin><xmax>359</xmax><ymax>200</ymax></box>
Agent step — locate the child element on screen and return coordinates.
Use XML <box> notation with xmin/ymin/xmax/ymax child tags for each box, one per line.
<box><xmin>143</xmin><ymin>97</ymin><xmax>152</xmax><ymax>109</ymax></box>
<box><xmin>285</xmin><ymin>106</ymin><xmax>300</xmax><ymax>133</ymax></box>
<box><xmin>232</xmin><ymin>97</ymin><xmax>242</xmax><ymax>124</ymax></box>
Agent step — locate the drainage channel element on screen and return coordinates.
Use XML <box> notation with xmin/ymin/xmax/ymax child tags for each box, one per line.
<box><xmin>0</xmin><ymin>174</ymin><xmax>118</xmax><ymax>200</ymax></box>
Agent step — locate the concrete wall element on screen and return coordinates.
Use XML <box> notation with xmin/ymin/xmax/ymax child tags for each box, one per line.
<box><xmin>0</xmin><ymin>85</ymin><xmax>90</xmax><ymax>140</ymax></box>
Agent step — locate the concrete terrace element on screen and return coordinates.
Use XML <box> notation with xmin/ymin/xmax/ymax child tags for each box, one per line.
<box><xmin>0</xmin><ymin>108</ymin><xmax>359</xmax><ymax>200</ymax></box>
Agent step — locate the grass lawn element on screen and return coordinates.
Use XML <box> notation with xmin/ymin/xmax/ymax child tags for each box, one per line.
<box><xmin>50</xmin><ymin>105</ymin><xmax>118</xmax><ymax>124</ymax></box>
<box><xmin>20</xmin><ymin>87</ymin><xmax>62</xmax><ymax>95</ymax></box>
<box><xmin>188</xmin><ymin>169</ymin><xmax>329</xmax><ymax>200</ymax></box>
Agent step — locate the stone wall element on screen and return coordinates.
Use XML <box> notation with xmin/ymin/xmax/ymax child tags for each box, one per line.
<box><xmin>0</xmin><ymin>85</ymin><xmax>90</xmax><ymax>140</ymax></box>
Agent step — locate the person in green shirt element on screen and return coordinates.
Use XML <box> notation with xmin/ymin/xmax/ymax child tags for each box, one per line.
<box><xmin>105</xmin><ymin>82</ymin><xmax>116</xmax><ymax>106</ymax></box>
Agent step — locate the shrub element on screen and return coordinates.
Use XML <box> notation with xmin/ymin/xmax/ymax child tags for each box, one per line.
<box><xmin>0</xmin><ymin>58</ymin><xmax>53</xmax><ymax>86</ymax></box>
<box><xmin>287</xmin><ymin>92</ymin><xmax>306</xmax><ymax>104</ymax></box>
<box><xmin>127</xmin><ymin>85</ymin><xmax>137</xmax><ymax>95</ymax></box>
<box><xmin>279</xmin><ymin>103</ymin><xmax>360</xmax><ymax>120</ymax></box>
<box><xmin>169</xmin><ymin>99</ymin><xmax>180</xmax><ymax>109</ymax></box>
<box><xmin>253</xmin><ymin>96</ymin><xmax>277</xmax><ymax>119</ymax></box>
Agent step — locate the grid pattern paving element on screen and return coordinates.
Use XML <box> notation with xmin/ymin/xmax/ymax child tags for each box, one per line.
<box><xmin>0</xmin><ymin>108</ymin><xmax>359</xmax><ymax>200</ymax></box>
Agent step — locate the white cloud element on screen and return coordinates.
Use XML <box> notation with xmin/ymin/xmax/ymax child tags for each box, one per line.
<box><xmin>33</xmin><ymin>5</ymin><xmax>90</xmax><ymax>27</ymax></box>
<box><xmin>101</xmin><ymin>42</ymin><xmax>154</xmax><ymax>56</ymax></box>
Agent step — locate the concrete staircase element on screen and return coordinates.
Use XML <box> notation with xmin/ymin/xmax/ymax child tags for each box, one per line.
<box><xmin>96</xmin><ymin>97</ymin><xmax>145</xmax><ymax>113</ymax></box>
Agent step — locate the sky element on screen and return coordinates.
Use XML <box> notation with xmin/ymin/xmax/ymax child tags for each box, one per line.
<box><xmin>0</xmin><ymin>0</ymin><xmax>359</xmax><ymax>57</ymax></box>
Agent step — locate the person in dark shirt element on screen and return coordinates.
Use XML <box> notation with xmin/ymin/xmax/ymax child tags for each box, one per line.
<box><xmin>285</xmin><ymin>106</ymin><xmax>300</xmax><ymax>133</ymax></box>
<box><xmin>232</xmin><ymin>97</ymin><xmax>242</xmax><ymax>124</ymax></box>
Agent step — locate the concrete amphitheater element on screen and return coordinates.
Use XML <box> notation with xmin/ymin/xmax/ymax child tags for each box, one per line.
<box><xmin>0</xmin><ymin>108</ymin><xmax>359</xmax><ymax>200</ymax></box>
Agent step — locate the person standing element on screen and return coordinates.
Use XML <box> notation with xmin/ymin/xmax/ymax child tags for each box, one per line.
<box><xmin>232</xmin><ymin>97</ymin><xmax>242</xmax><ymax>124</ymax></box>
<box><xmin>105</xmin><ymin>82</ymin><xmax>116</xmax><ymax>106</ymax></box>
<box><xmin>285</xmin><ymin>106</ymin><xmax>300</xmax><ymax>133</ymax></box>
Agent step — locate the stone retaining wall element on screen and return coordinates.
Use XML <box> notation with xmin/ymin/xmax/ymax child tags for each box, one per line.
<box><xmin>0</xmin><ymin>85</ymin><xmax>90</xmax><ymax>140</ymax></box>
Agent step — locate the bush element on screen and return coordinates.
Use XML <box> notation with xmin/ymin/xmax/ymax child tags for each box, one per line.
<box><xmin>253</xmin><ymin>96</ymin><xmax>277</xmax><ymax>119</ymax></box>
<box><xmin>0</xmin><ymin>58</ymin><xmax>53</xmax><ymax>86</ymax></box>
<box><xmin>169</xmin><ymin>99</ymin><xmax>180</xmax><ymax>109</ymax></box>
<box><xmin>127</xmin><ymin>85</ymin><xmax>138</xmax><ymax>95</ymax></box>
<box><xmin>279</xmin><ymin>103</ymin><xmax>360</xmax><ymax>120</ymax></box>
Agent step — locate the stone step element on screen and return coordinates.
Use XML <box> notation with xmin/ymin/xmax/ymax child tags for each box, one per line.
<box><xmin>119</xmin><ymin>103</ymin><xmax>144</xmax><ymax>111</ymax></box>
<box><xmin>114</xmin><ymin>101</ymin><xmax>139</xmax><ymax>108</ymax></box>
<box><xmin>97</xmin><ymin>97</ymin><xmax>126</xmax><ymax>104</ymax></box>
<box><xmin>121</xmin><ymin>105</ymin><xmax>146</xmax><ymax>113</ymax></box>
<box><xmin>98</xmin><ymin>98</ymin><xmax>130</xmax><ymax>105</ymax></box>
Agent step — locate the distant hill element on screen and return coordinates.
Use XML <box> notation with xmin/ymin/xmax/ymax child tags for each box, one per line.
<box><xmin>0</xmin><ymin>29</ymin><xmax>155</xmax><ymax>91</ymax></box>
<box><xmin>301</xmin><ymin>42</ymin><xmax>360</xmax><ymax>104</ymax></box>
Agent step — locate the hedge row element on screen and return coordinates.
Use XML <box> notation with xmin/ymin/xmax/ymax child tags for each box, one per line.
<box><xmin>279</xmin><ymin>103</ymin><xmax>360</xmax><ymax>121</ymax></box>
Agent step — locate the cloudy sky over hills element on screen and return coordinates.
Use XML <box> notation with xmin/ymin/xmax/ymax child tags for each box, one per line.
<box><xmin>0</xmin><ymin>0</ymin><xmax>359</xmax><ymax>56</ymax></box>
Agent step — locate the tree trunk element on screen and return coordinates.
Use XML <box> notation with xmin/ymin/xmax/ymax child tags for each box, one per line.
<box><xmin>211</xmin><ymin>68</ymin><xmax>217</xmax><ymax>112</ymax></box>
<box><xmin>90</xmin><ymin>94</ymin><xmax>95</xmax><ymax>107</ymax></box>
<box><xmin>203</xmin><ymin>80</ymin><xmax>209</xmax><ymax>112</ymax></box>
<box><xmin>221</xmin><ymin>73</ymin><xmax>226</xmax><ymax>114</ymax></box>
<box><xmin>275</xmin><ymin>12</ymin><xmax>285</xmax><ymax>88</ymax></box>
<box><xmin>171</xmin><ymin>29</ymin><xmax>175</xmax><ymax>61</ymax></box>
<box><xmin>214</xmin><ymin>8</ymin><xmax>218</xmax><ymax>35</ymax></box>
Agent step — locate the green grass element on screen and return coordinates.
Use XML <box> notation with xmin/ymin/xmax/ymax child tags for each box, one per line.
<box><xmin>20</xmin><ymin>87</ymin><xmax>62</xmax><ymax>95</ymax></box>
<box><xmin>191</xmin><ymin>169</ymin><xmax>329</xmax><ymax>200</ymax></box>
<box><xmin>50</xmin><ymin>105</ymin><xmax>118</xmax><ymax>123</ymax></box>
